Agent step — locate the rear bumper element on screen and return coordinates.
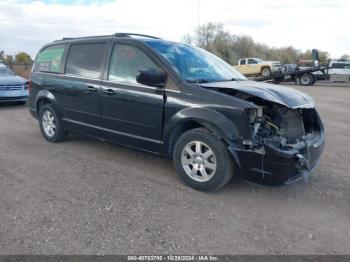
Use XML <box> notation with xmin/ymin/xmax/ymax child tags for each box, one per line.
<box><xmin>231</xmin><ymin>132</ymin><xmax>325</xmax><ymax>185</ymax></box>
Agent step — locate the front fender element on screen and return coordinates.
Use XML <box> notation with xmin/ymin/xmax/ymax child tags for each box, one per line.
<box><xmin>164</xmin><ymin>107</ymin><xmax>240</xmax><ymax>143</ymax></box>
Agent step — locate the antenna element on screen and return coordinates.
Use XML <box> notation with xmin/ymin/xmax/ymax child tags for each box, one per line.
<box><xmin>197</xmin><ymin>0</ymin><xmax>200</xmax><ymax>28</ymax></box>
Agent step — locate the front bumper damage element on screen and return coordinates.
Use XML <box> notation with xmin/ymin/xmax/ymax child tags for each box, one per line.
<box><xmin>199</xmin><ymin>80</ymin><xmax>325</xmax><ymax>185</ymax></box>
<box><xmin>229</xmin><ymin>108</ymin><xmax>325</xmax><ymax>185</ymax></box>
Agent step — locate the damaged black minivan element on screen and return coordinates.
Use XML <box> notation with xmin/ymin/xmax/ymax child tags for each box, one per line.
<box><xmin>29</xmin><ymin>33</ymin><xmax>325</xmax><ymax>191</ymax></box>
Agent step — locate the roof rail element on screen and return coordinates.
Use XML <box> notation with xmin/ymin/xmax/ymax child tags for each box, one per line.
<box><xmin>53</xmin><ymin>33</ymin><xmax>160</xmax><ymax>43</ymax></box>
<box><xmin>114</xmin><ymin>33</ymin><xmax>160</xmax><ymax>39</ymax></box>
<box><xmin>54</xmin><ymin>35</ymin><xmax>112</xmax><ymax>42</ymax></box>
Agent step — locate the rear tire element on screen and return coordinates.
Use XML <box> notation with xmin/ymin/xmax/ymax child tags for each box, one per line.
<box><xmin>39</xmin><ymin>104</ymin><xmax>68</xmax><ymax>143</ymax></box>
<box><xmin>299</xmin><ymin>73</ymin><xmax>314</xmax><ymax>86</ymax></box>
<box><xmin>173</xmin><ymin>128</ymin><xmax>234</xmax><ymax>192</ymax></box>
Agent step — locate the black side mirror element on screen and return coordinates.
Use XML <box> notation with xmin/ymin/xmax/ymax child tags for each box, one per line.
<box><xmin>136</xmin><ymin>69</ymin><xmax>167</xmax><ymax>88</ymax></box>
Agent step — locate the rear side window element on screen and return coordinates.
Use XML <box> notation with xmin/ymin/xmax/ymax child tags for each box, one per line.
<box><xmin>34</xmin><ymin>45</ymin><xmax>65</xmax><ymax>73</ymax></box>
<box><xmin>240</xmin><ymin>59</ymin><xmax>246</xmax><ymax>65</ymax></box>
<box><xmin>65</xmin><ymin>43</ymin><xmax>106</xmax><ymax>79</ymax></box>
<box><xmin>108</xmin><ymin>44</ymin><xmax>159</xmax><ymax>84</ymax></box>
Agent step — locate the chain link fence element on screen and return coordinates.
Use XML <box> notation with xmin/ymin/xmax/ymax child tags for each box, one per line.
<box><xmin>5</xmin><ymin>62</ymin><xmax>33</xmax><ymax>79</ymax></box>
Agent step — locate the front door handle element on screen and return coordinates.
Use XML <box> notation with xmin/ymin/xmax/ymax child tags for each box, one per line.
<box><xmin>103</xmin><ymin>88</ymin><xmax>116</xmax><ymax>96</ymax></box>
<box><xmin>87</xmin><ymin>85</ymin><xmax>98</xmax><ymax>92</ymax></box>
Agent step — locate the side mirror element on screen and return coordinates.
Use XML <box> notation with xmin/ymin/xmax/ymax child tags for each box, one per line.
<box><xmin>136</xmin><ymin>69</ymin><xmax>167</xmax><ymax>88</ymax></box>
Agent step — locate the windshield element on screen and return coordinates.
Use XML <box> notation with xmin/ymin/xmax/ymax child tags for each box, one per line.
<box><xmin>144</xmin><ymin>41</ymin><xmax>246</xmax><ymax>83</ymax></box>
<box><xmin>0</xmin><ymin>67</ymin><xmax>15</xmax><ymax>76</ymax></box>
<box><xmin>255</xmin><ymin>58</ymin><xmax>263</xmax><ymax>63</ymax></box>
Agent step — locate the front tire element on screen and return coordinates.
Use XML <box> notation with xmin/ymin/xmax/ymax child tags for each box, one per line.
<box><xmin>261</xmin><ymin>67</ymin><xmax>271</xmax><ymax>77</ymax></box>
<box><xmin>173</xmin><ymin>128</ymin><xmax>234</xmax><ymax>192</ymax></box>
<box><xmin>39</xmin><ymin>104</ymin><xmax>68</xmax><ymax>143</ymax></box>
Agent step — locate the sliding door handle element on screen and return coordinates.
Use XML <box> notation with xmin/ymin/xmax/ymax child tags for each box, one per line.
<box><xmin>87</xmin><ymin>85</ymin><xmax>98</xmax><ymax>92</ymax></box>
<box><xmin>103</xmin><ymin>88</ymin><xmax>116</xmax><ymax>95</ymax></box>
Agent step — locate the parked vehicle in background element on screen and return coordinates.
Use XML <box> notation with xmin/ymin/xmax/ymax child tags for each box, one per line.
<box><xmin>327</xmin><ymin>60</ymin><xmax>350</xmax><ymax>82</ymax></box>
<box><xmin>301</xmin><ymin>60</ymin><xmax>350</xmax><ymax>82</ymax></box>
<box><xmin>0</xmin><ymin>63</ymin><xmax>29</xmax><ymax>104</ymax></box>
<box><xmin>29</xmin><ymin>33</ymin><xmax>325</xmax><ymax>191</ymax></box>
<box><xmin>233</xmin><ymin>58</ymin><xmax>281</xmax><ymax>77</ymax></box>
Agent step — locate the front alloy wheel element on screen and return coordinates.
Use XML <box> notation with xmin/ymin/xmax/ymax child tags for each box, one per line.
<box><xmin>174</xmin><ymin>128</ymin><xmax>234</xmax><ymax>191</ymax></box>
<box><xmin>181</xmin><ymin>141</ymin><xmax>217</xmax><ymax>182</ymax></box>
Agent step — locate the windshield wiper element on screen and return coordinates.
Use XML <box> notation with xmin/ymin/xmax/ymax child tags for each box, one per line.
<box><xmin>186</xmin><ymin>79</ymin><xmax>210</xmax><ymax>84</ymax></box>
<box><xmin>217</xmin><ymin>78</ymin><xmax>244</xmax><ymax>82</ymax></box>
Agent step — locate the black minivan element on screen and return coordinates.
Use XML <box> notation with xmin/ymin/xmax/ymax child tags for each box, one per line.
<box><xmin>29</xmin><ymin>33</ymin><xmax>325</xmax><ymax>191</ymax></box>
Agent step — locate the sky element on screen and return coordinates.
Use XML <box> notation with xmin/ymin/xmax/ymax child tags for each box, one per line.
<box><xmin>0</xmin><ymin>0</ymin><xmax>349</xmax><ymax>59</ymax></box>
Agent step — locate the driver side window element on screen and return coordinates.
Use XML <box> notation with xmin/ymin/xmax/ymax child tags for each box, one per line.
<box><xmin>108</xmin><ymin>44</ymin><xmax>160</xmax><ymax>84</ymax></box>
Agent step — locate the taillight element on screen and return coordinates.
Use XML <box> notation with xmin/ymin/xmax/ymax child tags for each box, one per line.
<box><xmin>28</xmin><ymin>76</ymin><xmax>31</xmax><ymax>93</ymax></box>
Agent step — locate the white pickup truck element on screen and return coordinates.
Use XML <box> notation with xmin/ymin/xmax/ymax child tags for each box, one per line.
<box><xmin>311</xmin><ymin>60</ymin><xmax>350</xmax><ymax>82</ymax></box>
<box><xmin>233</xmin><ymin>58</ymin><xmax>281</xmax><ymax>77</ymax></box>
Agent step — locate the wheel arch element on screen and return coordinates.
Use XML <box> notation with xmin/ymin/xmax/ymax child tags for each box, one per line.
<box><xmin>35</xmin><ymin>90</ymin><xmax>63</xmax><ymax>117</ymax></box>
<box><xmin>164</xmin><ymin>107</ymin><xmax>239</xmax><ymax>156</ymax></box>
<box><xmin>260</xmin><ymin>65</ymin><xmax>271</xmax><ymax>72</ymax></box>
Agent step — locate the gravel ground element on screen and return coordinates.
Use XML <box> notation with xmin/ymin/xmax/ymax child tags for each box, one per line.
<box><xmin>0</xmin><ymin>84</ymin><xmax>349</xmax><ymax>255</ymax></box>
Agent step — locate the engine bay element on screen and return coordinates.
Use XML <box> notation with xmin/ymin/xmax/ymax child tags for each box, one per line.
<box><xmin>246</xmin><ymin>104</ymin><xmax>321</xmax><ymax>151</ymax></box>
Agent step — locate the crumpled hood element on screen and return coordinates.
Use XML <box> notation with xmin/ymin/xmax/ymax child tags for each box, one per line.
<box><xmin>0</xmin><ymin>75</ymin><xmax>27</xmax><ymax>86</ymax></box>
<box><xmin>200</xmin><ymin>80</ymin><xmax>315</xmax><ymax>109</ymax></box>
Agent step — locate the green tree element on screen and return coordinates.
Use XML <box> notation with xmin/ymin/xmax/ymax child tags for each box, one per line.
<box><xmin>15</xmin><ymin>52</ymin><xmax>32</xmax><ymax>62</ymax></box>
<box><xmin>190</xmin><ymin>22</ymin><xmax>237</xmax><ymax>64</ymax></box>
<box><xmin>183</xmin><ymin>22</ymin><xmax>330</xmax><ymax>65</ymax></box>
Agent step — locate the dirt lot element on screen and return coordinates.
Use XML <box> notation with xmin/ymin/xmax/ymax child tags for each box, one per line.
<box><xmin>0</xmin><ymin>84</ymin><xmax>349</xmax><ymax>255</ymax></box>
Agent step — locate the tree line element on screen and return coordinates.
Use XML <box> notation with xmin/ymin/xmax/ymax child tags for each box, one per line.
<box><xmin>1</xmin><ymin>25</ymin><xmax>349</xmax><ymax>66</ymax></box>
<box><xmin>0</xmin><ymin>51</ymin><xmax>32</xmax><ymax>63</ymax></box>
<box><xmin>183</xmin><ymin>22</ymin><xmax>349</xmax><ymax>65</ymax></box>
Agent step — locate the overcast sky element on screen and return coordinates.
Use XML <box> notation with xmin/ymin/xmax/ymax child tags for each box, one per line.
<box><xmin>0</xmin><ymin>0</ymin><xmax>349</xmax><ymax>59</ymax></box>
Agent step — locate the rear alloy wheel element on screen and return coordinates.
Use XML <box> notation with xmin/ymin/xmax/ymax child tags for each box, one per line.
<box><xmin>39</xmin><ymin>104</ymin><xmax>68</xmax><ymax>143</ymax></box>
<box><xmin>174</xmin><ymin>128</ymin><xmax>234</xmax><ymax>191</ymax></box>
<box><xmin>42</xmin><ymin>110</ymin><xmax>56</xmax><ymax>138</ymax></box>
<box><xmin>261</xmin><ymin>67</ymin><xmax>271</xmax><ymax>77</ymax></box>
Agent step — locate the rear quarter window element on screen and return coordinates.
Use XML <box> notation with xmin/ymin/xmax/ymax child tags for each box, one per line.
<box><xmin>34</xmin><ymin>45</ymin><xmax>65</xmax><ymax>73</ymax></box>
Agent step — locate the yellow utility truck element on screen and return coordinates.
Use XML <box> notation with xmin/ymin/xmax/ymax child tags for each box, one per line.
<box><xmin>234</xmin><ymin>58</ymin><xmax>281</xmax><ymax>77</ymax></box>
